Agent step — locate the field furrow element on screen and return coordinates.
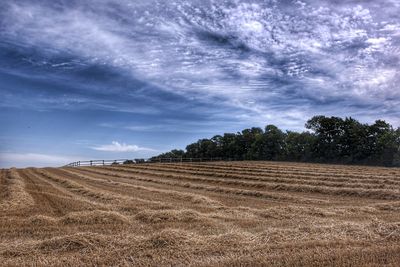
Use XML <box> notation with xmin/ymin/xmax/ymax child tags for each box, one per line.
<box><xmin>1</xmin><ymin>162</ymin><xmax>400</xmax><ymax>266</ymax></box>
<box><xmin>20</xmin><ymin>169</ymin><xmax>98</xmax><ymax>216</ymax></box>
<box><xmin>137</xmin><ymin>162</ymin><xmax>400</xmax><ymax>182</ymax></box>
<box><xmin>184</xmin><ymin>162</ymin><xmax>400</xmax><ymax>179</ymax></box>
<box><xmin>94</xmin><ymin>166</ymin><xmax>400</xmax><ymax>200</ymax></box>
<box><xmin>0</xmin><ymin>168</ymin><xmax>34</xmax><ymax>211</ymax></box>
<box><xmin>74</xmin><ymin>167</ymin><xmax>343</xmax><ymax>205</ymax></box>
<box><xmin>32</xmin><ymin>168</ymin><xmax>117</xmax><ymax>204</ymax></box>
<box><xmin>109</xmin><ymin>164</ymin><xmax>400</xmax><ymax>189</ymax></box>
<box><xmin>0</xmin><ymin>169</ymin><xmax>9</xmax><ymax>202</ymax></box>
<box><xmin>60</xmin><ymin>168</ymin><xmax>224</xmax><ymax>209</ymax></box>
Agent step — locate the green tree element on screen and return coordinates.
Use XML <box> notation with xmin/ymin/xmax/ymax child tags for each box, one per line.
<box><xmin>154</xmin><ymin>115</ymin><xmax>400</xmax><ymax>167</ymax></box>
<box><xmin>242</xmin><ymin>127</ymin><xmax>263</xmax><ymax>159</ymax></box>
<box><xmin>285</xmin><ymin>131</ymin><xmax>316</xmax><ymax>161</ymax></box>
<box><xmin>306</xmin><ymin>116</ymin><xmax>345</xmax><ymax>162</ymax></box>
<box><xmin>261</xmin><ymin>125</ymin><xmax>286</xmax><ymax>160</ymax></box>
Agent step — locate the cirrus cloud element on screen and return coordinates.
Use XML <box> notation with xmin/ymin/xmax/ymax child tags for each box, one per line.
<box><xmin>1</xmin><ymin>0</ymin><xmax>399</xmax><ymax>125</ymax></box>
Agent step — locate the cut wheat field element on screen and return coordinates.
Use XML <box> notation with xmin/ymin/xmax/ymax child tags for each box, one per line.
<box><xmin>1</xmin><ymin>161</ymin><xmax>400</xmax><ymax>266</ymax></box>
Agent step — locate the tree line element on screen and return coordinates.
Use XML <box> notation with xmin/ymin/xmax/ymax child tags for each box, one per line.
<box><xmin>152</xmin><ymin>116</ymin><xmax>400</xmax><ymax>167</ymax></box>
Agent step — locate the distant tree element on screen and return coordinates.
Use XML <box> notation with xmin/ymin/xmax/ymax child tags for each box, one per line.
<box><xmin>210</xmin><ymin>135</ymin><xmax>224</xmax><ymax>157</ymax></box>
<box><xmin>393</xmin><ymin>128</ymin><xmax>400</xmax><ymax>166</ymax></box>
<box><xmin>221</xmin><ymin>133</ymin><xmax>241</xmax><ymax>159</ymax></box>
<box><xmin>306</xmin><ymin>116</ymin><xmax>345</xmax><ymax>162</ymax></box>
<box><xmin>338</xmin><ymin>117</ymin><xmax>368</xmax><ymax>163</ymax></box>
<box><xmin>152</xmin><ymin>149</ymin><xmax>185</xmax><ymax>159</ymax></box>
<box><xmin>285</xmin><ymin>131</ymin><xmax>316</xmax><ymax>161</ymax></box>
<box><xmin>367</xmin><ymin>120</ymin><xmax>400</xmax><ymax>166</ymax></box>
<box><xmin>259</xmin><ymin>125</ymin><xmax>285</xmax><ymax>160</ymax></box>
<box><xmin>153</xmin><ymin>115</ymin><xmax>400</xmax><ymax>167</ymax></box>
<box><xmin>242</xmin><ymin>127</ymin><xmax>263</xmax><ymax>159</ymax></box>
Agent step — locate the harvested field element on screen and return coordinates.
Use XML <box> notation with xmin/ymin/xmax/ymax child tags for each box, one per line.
<box><xmin>1</xmin><ymin>161</ymin><xmax>400</xmax><ymax>266</ymax></box>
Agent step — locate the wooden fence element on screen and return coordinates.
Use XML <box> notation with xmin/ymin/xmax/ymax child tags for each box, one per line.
<box><xmin>64</xmin><ymin>157</ymin><xmax>227</xmax><ymax>167</ymax></box>
<box><xmin>65</xmin><ymin>159</ymin><xmax>131</xmax><ymax>167</ymax></box>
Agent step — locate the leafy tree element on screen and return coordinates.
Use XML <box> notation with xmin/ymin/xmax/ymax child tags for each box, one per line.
<box><xmin>221</xmin><ymin>133</ymin><xmax>242</xmax><ymax>159</ymax></box>
<box><xmin>367</xmin><ymin>121</ymin><xmax>400</xmax><ymax>166</ymax></box>
<box><xmin>339</xmin><ymin>117</ymin><xmax>368</xmax><ymax>163</ymax></box>
<box><xmin>306</xmin><ymin>116</ymin><xmax>345</xmax><ymax>161</ymax></box>
<box><xmin>154</xmin><ymin>115</ymin><xmax>400</xmax><ymax>167</ymax></box>
<box><xmin>150</xmin><ymin>149</ymin><xmax>185</xmax><ymax>160</ymax></box>
<box><xmin>262</xmin><ymin>125</ymin><xmax>286</xmax><ymax>160</ymax></box>
<box><xmin>285</xmin><ymin>131</ymin><xmax>316</xmax><ymax>161</ymax></box>
<box><xmin>242</xmin><ymin>127</ymin><xmax>263</xmax><ymax>159</ymax></box>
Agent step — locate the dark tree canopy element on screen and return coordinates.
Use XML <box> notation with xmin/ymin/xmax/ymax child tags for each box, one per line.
<box><xmin>152</xmin><ymin>116</ymin><xmax>400</xmax><ymax>167</ymax></box>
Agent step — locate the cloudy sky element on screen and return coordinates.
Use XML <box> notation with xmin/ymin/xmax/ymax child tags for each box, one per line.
<box><xmin>1</xmin><ymin>0</ymin><xmax>399</xmax><ymax>167</ymax></box>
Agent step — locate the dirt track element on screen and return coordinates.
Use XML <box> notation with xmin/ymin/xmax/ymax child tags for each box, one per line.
<box><xmin>1</xmin><ymin>161</ymin><xmax>400</xmax><ymax>266</ymax></box>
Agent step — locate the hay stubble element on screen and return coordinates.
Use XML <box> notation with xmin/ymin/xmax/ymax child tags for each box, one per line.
<box><xmin>0</xmin><ymin>161</ymin><xmax>399</xmax><ymax>266</ymax></box>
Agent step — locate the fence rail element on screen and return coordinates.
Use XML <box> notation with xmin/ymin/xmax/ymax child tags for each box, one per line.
<box><xmin>65</xmin><ymin>159</ymin><xmax>131</xmax><ymax>167</ymax></box>
<box><xmin>64</xmin><ymin>157</ymin><xmax>228</xmax><ymax>167</ymax></box>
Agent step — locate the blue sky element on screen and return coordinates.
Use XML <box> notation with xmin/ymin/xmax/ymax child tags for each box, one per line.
<box><xmin>1</xmin><ymin>0</ymin><xmax>399</xmax><ymax>167</ymax></box>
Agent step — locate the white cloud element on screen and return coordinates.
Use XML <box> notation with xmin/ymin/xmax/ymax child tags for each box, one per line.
<box><xmin>1</xmin><ymin>0</ymin><xmax>399</xmax><ymax>124</ymax></box>
<box><xmin>91</xmin><ymin>141</ymin><xmax>155</xmax><ymax>152</ymax></box>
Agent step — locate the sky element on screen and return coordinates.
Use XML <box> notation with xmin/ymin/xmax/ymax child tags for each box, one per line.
<box><xmin>0</xmin><ymin>0</ymin><xmax>399</xmax><ymax>167</ymax></box>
